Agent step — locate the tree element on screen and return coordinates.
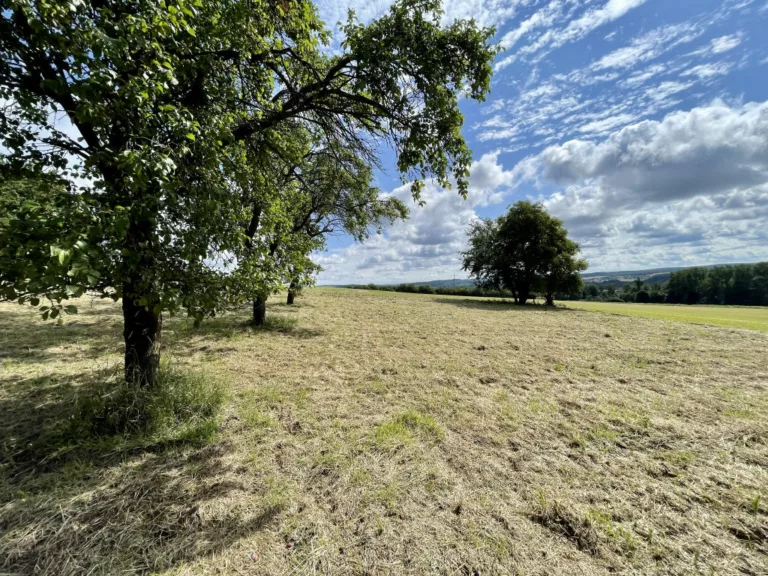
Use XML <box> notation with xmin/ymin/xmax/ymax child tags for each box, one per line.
<box><xmin>1</xmin><ymin>0</ymin><xmax>497</xmax><ymax>386</ymax></box>
<box><xmin>543</xmin><ymin>250</ymin><xmax>587</xmax><ymax>306</ymax></box>
<box><xmin>635</xmin><ymin>290</ymin><xmax>650</xmax><ymax>303</ymax></box>
<box><xmin>667</xmin><ymin>268</ymin><xmax>707</xmax><ymax>304</ymax></box>
<box><xmin>235</xmin><ymin>129</ymin><xmax>407</xmax><ymax>325</ymax></box>
<box><xmin>462</xmin><ymin>201</ymin><xmax>586</xmax><ymax>305</ymax></box>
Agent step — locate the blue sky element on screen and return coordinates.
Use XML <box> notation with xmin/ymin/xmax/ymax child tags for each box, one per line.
<box><xmin>312</xmin><ymin>0</ymin><xmax>768</xmax><ymax>284</ymax></box>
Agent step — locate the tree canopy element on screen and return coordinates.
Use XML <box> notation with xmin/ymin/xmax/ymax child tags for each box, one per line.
<box><xmin>0</xmin><ymin>0</ymin><xmax>497</xmax><ymax>385</ymax></box>
<box><xmin>462</xmin><ymin>201</ymin><xmax>587</xmax><ymax>305</ymax></box>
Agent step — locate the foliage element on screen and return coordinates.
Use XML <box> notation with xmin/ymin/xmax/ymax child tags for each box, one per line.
<box><xmin>0</xmin><ymin>175</ymin><xmax>107</xmax><ymax>317</ymax></box>
<box><xmin>462</xmin><ymin>201</ymin><xmax>587</xmax><ymax>305</ymax></box>
<box><xmin>634</xmin><ymin>290</ymin><xmax>650</xmax><ymax>304</ymax></box>
<box><xmin>229</xmin><ymin>128</ymin><xmax>408</xmax><ymax>312</ymax></box>
<box><xmin>668</xmin><ymin>263</ymin><xmax>768</xmax><ymax>306</ymax></box>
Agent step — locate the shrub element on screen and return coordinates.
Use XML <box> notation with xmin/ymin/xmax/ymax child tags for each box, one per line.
<box><xmin>418</xmin><ymin>285</ymin><xmax>435</xmax><ymax>294</ymax></box>
<box><xmin>68</xmin><ymin>363</ymin><xmax>225</xmax><ymax>442</ymax></box>
<box><xmin>635</xmin><ymin>290</ymin><xmax>650</xmax><ymax>303</ymax></box>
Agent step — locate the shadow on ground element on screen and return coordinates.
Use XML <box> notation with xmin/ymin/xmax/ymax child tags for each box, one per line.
<box><xmin>0</xmin><ymin>367</ymin><xmax>277</xmax><ymax>575</ymax></box>
<box><xmin>0</xmin><ymin>298</ymin><xmax>314</xmax><ymax>574</ymax></box>
<box><xmin>1</xmin><ymin>437</ymin><xmax>279</xmax><ymax>574</ymax></box>
<box><xmin>0</xmin><ymin>301</ymin><xmax>322</xmax><ymax>365</ymax></box>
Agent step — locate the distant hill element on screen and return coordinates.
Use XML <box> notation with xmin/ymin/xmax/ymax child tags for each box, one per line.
<box><xmin>339</xmin><ymin>264</ymin><xmax>749</xmax><ymax>289</ymax></box>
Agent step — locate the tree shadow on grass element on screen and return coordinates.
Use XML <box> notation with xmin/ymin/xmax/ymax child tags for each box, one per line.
<box><xmin>2</xmin><ymin>441</ymin><xmax>282</xmax><ymax>575</ymax></box>
<box><xmin>0</xmin><ymin>299</ymin><xmax>322</xmax><ymax>367</ymax></box>
<box><xmin>0</xmin><ymin>369</ymin><xmax>281</xmax><ymax>575</ymax></box>
<box><xmin>171</xmin><ymin>306</ymin><xmax>324</xmax><ymax>345</ymax></box>
<box><xmin>0</xmin><ymin>307</ymin><xmax>123</xmax><ymax>365</ymax></box>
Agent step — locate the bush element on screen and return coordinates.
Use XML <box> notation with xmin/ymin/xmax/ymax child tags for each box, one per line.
<box><xmin>68</xmin><ymin>363</ymin><xmax>225</xmax><ymax>443</ymax></box>
<box><xmin>635</xmin><ymin>290</ymin><xmax>650</xmax><ymax>303</ymax></box>
<box><xmin>418</xmin><ymin>285</ymin><xmax>435</xmax><ymax>294</ymax></box>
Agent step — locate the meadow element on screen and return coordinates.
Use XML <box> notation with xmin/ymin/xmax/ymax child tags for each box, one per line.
<box><xmin>565</xmin><ymin>300</ymin><xmax>768</xmax><ymax>333</ymax></box>
<box><xmin>1</xmin><ymin>288</ymin><xmax>766</xmax><ymax>575</ymax></box>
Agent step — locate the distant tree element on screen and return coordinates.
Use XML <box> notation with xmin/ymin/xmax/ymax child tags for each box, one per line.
<box><xmin>635</xmin><ymin>290</ymin><xmax>650</xmax><ymax>304</ymax></box>
<box><xmin>667</xmin><ymin>268</ymin><xmax>708</xmax><ymax>304</ymax></box>
<box><xmin>462</xmin><ymin>201</ymin><xmax>586</xmax><ymax>305</ymax></box>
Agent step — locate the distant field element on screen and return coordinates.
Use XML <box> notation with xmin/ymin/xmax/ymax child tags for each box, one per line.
<box><xmin>1</xmin><ymin>288</ymin><xmax>767</xmax><ymax>575</ymax></box>
<box><xmin>565</xmin><ymin>300</ymin><xmax>768</xmax><ymax>332</ymax></box>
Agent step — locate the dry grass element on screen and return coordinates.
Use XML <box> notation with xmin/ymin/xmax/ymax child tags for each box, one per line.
<box><xmin>1</xmin><ymin>288</ymin><xmax>767</xmax><ymax>575</ymax></box>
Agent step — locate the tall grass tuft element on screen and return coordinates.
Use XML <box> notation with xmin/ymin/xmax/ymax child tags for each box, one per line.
<box><xmin>67</xmin><ymin>361</ymin><xmax>226</xmax><ymax>447</ymax></box>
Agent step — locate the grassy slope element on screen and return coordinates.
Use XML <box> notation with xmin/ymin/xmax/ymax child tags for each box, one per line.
<box><xmin>1</xmin><ymin>288</ymin><xmax>767</xmax><ymax>575</ymax></box>
<box><xmin>565</xmin><ymin>300</ymin><xmax>768</xmax><ymax>332</ymax></box>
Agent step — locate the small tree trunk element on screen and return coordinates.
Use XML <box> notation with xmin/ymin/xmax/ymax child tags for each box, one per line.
<box><xmin>287</xmin><ymin>281</ymin><xmax>297</xmax><ymax>305</ymax></box>
<box><xmin>252</xmin><ymin>294</ymin><xmax>267</xmax><ymax>326</ymax></box>
<box><xmin>518</xmin><ymin>282</ymin><xmax>530</xmax><ymax>305</ymax></box>
<box><xmin>545</xmin><ymin>293</ymin><xmax>554</xmax><ymax>306</ymax></box>
<box><xmin>123</xmin><ymin>288</ymin><xmax>161</xmax><ymax>387</ymax></box>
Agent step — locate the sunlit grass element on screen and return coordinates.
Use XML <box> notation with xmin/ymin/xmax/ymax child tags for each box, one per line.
<box><xmin>565</xmin><ymin>300</ymin><xmax>768</xmax><ymax>332</ymax></box>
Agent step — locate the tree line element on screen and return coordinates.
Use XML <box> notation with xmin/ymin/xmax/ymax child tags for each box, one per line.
<box><xmin>572</xmin><ymin>263</ymin><xmax>768</xmax><ymax>305</ymax></box>
<box><xmin>0</xmin><ymin>0</ymin><xmax>498</xmax><ymax>388</ymax></box>
<box><xmin>347</xmin><ymin>283</ymin><xmax>515</xmax><ymax>298</ymax></box>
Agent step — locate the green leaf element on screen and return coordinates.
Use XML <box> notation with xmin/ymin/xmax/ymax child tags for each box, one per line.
<box><xmin>58</xmin><ymin>249</ymin><xmax>71</xmax><ymax>266</ymax></box>
<box><xmin>186</xmin><ymin>133</ymin><xmax>196</xmax><ymax>141</ymax></box>
<box><xmin>64</xmin><ymin>305</ymin><xmax>78</xmax><ymax>314</ymax></box>
<box><xmin>30</xmin><ymin>297</ymin><xmax>40</xmax><ymax>306</ymax></box>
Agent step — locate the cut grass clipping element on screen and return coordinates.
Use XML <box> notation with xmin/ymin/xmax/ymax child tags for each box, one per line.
<box><xmin>373</xmin><ymin>410</ymin><xmax>445</xmax><ymax>450</ymax></box>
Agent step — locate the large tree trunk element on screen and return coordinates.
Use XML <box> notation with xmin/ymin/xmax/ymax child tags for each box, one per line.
<box><xmin>545</xmin><ymin>293</ymin><xmax>554</xmax><ymax>306</ymax></box>
<box><xmin>252</xmin><ymin>294</ymin><xmax>267</xmax><ymax>326</ymax></box>
<box><xmin>121</xmin><ymin>198</ymin><xmax>161</xmax><ymax>386</ymax></box>
<box><xmin>287</xmin><ymin>282</ymin><xmax>297</xmax><ymax>305</ymax></box>
<box><xmin>123</xmin><ymin>286</ymin><xmax>161</xmax><ymax>387</ymax></box>
<box><xmin>518</xmin><ymin>283</ymin><xmax>530</xmax><ymax>305</ymax></box>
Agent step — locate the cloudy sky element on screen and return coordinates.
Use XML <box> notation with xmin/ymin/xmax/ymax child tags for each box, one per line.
<box><xmin>312</xmin><ymin>0</ymin><xmax>768</xmax><ymax>284</ymax></box>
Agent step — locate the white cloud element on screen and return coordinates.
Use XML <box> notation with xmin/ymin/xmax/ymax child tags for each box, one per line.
<box><xmin>498</xmin><ymin>0</ymin><xmax>568</xmax><ymax>50</ymax></box>
<box><xmin>681</xmin><ymin>62</ymin><xmax>734</xmax><ymax>80</ymax></box>
<box><xmin>511</xmin><ymin>99</ymin><xmax>768</xmax><ymax>269</ymax></box>
<box><xmin>592</xmin><ymin>22</ymin><xmax>701</xmax><ymax>71</ymax></box>
<box><xmin>497</xmin><ymin>0</ymin><xmax>647</xmax><ymax>69</ymax></box>
<box><xmin>316</xmin><ymin>153</ymin><xmax>514</xmax><ymax>284</ymax></box>
<box><xmin>710</xmin><ymin>34</ymin><xmax>742</xmax><ymax>53</ymax></box>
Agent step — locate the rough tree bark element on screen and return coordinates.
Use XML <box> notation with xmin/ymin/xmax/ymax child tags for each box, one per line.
<box><xmin>252</xmin><ymin>294</ymin><xmax>267</xmax><ymax>326</ymax></box>
<box><xmin>121</xmin><ymin>205</ymin><xmax>161</xmax><ymax>386</ymax></box>
<box><xmin>122</xmin><ymin>285</ymin><xmax>161</xmax><ymax>387</ymax></box>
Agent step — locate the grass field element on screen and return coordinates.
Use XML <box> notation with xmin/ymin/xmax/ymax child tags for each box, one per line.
<box><xmin>1</xmin><ymin>288</ymin><xmax>767</xmax><ymax>575</ymax></box>
<box><xmin>565</xmin><ymin>300</ymin><xmax>768</xmax><ymax>333</ymax></box>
